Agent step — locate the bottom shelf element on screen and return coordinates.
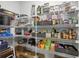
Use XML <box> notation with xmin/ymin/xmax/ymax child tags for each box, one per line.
<box><xmin>15</xmin><ymin>44</ymin><xmax>78</xmax><ymax>58</ymax></box>
<box><xmin>15</xmin><ymin>45</ymin><xmax>45</xmax><ymax>58</ymax></box>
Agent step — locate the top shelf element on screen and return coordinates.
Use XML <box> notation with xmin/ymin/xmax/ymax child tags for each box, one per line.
<box><xmin>32</xmin><ymin>8</ymin><xmax>79</xmax><ymax>18</ymax></box>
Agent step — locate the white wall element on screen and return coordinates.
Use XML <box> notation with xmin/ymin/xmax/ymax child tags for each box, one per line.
<box><xmin>0</xmin><ymin>1</ymin><xmax>20</xmax><ymax>14</ymax></box>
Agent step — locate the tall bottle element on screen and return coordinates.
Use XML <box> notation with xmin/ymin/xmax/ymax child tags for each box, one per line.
<box><xmin>31</xmin><ymin>5</ymin><xmax>35</xmax><ymax>16</ymax></box>
<box><xmin>37</xmin><ymin>5</ymin><xmax>41</xmax><ymax>15</ymax></box>
<box><xmin>51</xmin><ymin>28</ymin><xmax>56</xmax><ymax>37</ymax></box>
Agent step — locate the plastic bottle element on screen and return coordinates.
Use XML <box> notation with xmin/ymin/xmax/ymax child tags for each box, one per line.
<box><xmin>37</xmin><ymin>6</ymin><xmax>41</xmax><ymax>15</ymax></box>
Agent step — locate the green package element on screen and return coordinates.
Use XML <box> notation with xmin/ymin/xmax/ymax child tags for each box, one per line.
<box><xmin>45</xmin><ymin>39</ymin><xmax>51</xmax><ymax>50</ymax></box>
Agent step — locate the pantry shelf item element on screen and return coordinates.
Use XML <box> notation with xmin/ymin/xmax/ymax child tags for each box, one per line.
<box><xmin>15</xmin><ymin>45</ymin><xmax>36</xmax><ymax>58</ymax></box>
<box><xmin>55</xmin><ymin>43</ymin><xmax>78</xmax><ymax>56</ymax></box>
<box><xmin>0</xmin><ymin>28</ymin><xmax>13</xmax><ymax>37</ymax></box>
<box><xmin>0</xmin><ymin>48</ymin><xmax>13</xmax><ymax>58</ymax></box>
<box><xmin>0</xmin><ymin>40</ymin><xmax>9</xmax><ymax>51</ymax></box>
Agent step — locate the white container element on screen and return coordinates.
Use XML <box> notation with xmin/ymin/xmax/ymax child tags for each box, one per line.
<box><xmin>46</xmin><ymin>33</ymin><xmax>51</xmax><ymax>38</ymax></box>
<box><xmin>50</xmin><ymin>6</ymin><xmax>54</xmax><ymax>12</ymax></box>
